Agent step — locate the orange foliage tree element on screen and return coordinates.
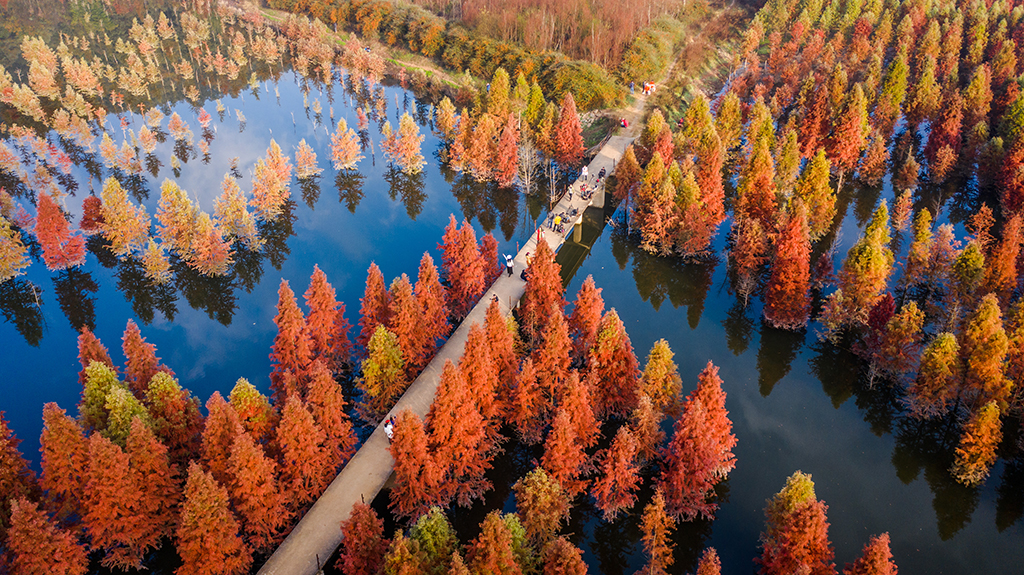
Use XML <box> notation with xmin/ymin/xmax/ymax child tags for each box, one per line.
<box><xmin>358</xmin><ymin>262</ymin><xmax>392</xmax><ymax>353</ymax></box>
<box><xmin>228</xmin><ymin>378</ymin><xmax>276</xmax><ymax>444</ymax></box>
<box><xmin>512</xmin><ymin>467</ymin><xmax>571</xmax><ymax>546</ymax></box>
<box><xmin>553</xmin><ymin>92</ymin><xmax>584</xmax><ymax>167</ymax></box>
<box><xmin>34</xmin><ymin>192</ymin><xmax>86</xmax><ymax>270</ymax></box>
<box><xmin>226</xmin><ymin>431</ymin><xmax>289</xmax><ymax>552</ymax></box>
<box><xmin>461</xmin><ymin>323</ymin><xmax>503</xmax><ymax>430</ymax></box>
<box><xmin>270</xmin><ymin>279</ymin><xmax>313</xmax><ymax>399</ymax></box>
<box><xmin>541</xmin><ymin>408</ymin><xmax>587</xmax><ymax>497</ymax></box>
<box><xmin>122</xmin><ymin>318</ymin><xmax>172</xmax><ymax>397</ymax></box>
<box><xmin>82</xmin><ymin>432</ymin><xmax>149</xmax><ymax>570</ymax></box>
<box><xmin>306</xmin><ymin>362</ymin><xmax>358</xmax><ymax>473</ymax></box>
<box><xmin>304</xmin><ymin>264</ymin><xmax>352</xmax><ymax>370</ymax></box>
<box><xmin>952</xmin><ymin>400</ymin><xmax>1003</xmax><ymax>486</ymax></box>
<box><xmin>147</xmin><ymin>372</ymin><xmax>204</xmax><ymax>464</ymax></box>
<box><xmin>638</xmin><ymin>490</ymin><xmax>676</xmax><ymax>575</ymax></box>
<box><xmin>511</xmin><ymin>358</ymin><xmax>548</xmax><ymax>444</ymax></box>
<box><xmin>77</xmin><ymin>327</ymin><xmax>114</xmax><ymax>385</ymax></box>
<box><xmin>843</xmin><ymin>533</ymin><xmax>897</xmax><ymax>575</ymax></box>
<box><xmin>0</xmin><ymin>411</ymin><xmax>35</xmax><ymax>533</ymax></box>
<box><xmin>763</xmin><ymin>207</ymin><xmax>812</xmax><ymax>330</ymax></box>
<box><xmin>250</xmin><ymin>139</ymin><xmax>293</xmax><ymax>220</ymax></box>
<box><xmin>126</xmin><ymin>418</ymin><xmax>180</xmax><ymax>546</ymax></box>
<box><xmin>277</xmin><ymin>394</ymin><xmax>329</xmax><ymax>509</ymax></box>
<box><xmin>757</xmin><ymin>471</ymin><xmax>835</xmax><ymax>575</ymax></box>
<box><xmin>336</xmin><ymin>502</ymin><xmax>389</xmax><ymax>575</ymax></box>
<box><xmin>439</xmin><ymin>215</ymin><xmax>486</xmax><ymax>318</ymax></box>
<box><xmin>415</xmin><ymin>252</ymin><xmax>450</xmax><ymax>354</ymax></box>
<box><xmin>200</xmin><ymin>392</ymin><xmax>242</xmax><ymax>486</ymax></box>
<box><xmin>428</xmin><ymin>359</ymin><xmax>491</xmax><ymax>507</ymax></box>
<box><xmin>388</xmin><ymin>273</ymin><xmax>428</xmax><ymax>376</ymax></box>
<box><xmin>465</xmin><ymin>511</ymin><xmax>524</xmax><ymax>575</ymax></box>
<box><xmin>568</xmin><ymin>275</ymin><xmax>604</xmax><ymax>362</ymax></box>
<box><xmin>6</xmin><ymin>498</ymin><xmax>88</xmax><ymax>575</ymax></box>
<box><xmin>521</xmin><ymin>239</ymin><xmax>566</xmax><ymax>342</ymax></box>
<box><xmin>486</xmin><ymin>297</ymin><xmax>519</xmax><ymax>396</ymax></box>
<box><xmin>176</xmin><ymin>461</ymin><xmax>252</xmax><ymax>575</ymax></box>
<box><xmin>588</xmin><ymin>308</ymin><xmax>642</xmax><ymax>418</ymax></box>
<box><xmin>590</xmin><ymin>426</ymin><xmax>640</xmax><ymax>521</ymax></box>
<box><xmin>39</xmin><ymin>403</ymin><xmax>87</xmax><ymax>522</ymax></box>
<box><xmin>389</xmin><ymin>409</ymin><xmax>438</xmax><ymax>520</ymax></box>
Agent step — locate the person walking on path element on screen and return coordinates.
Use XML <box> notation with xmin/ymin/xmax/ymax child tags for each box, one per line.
<box><xmin>581</xmin><ymin>165</ymin><xmax>588</xmax><ymax>181</ymax></box>
<box><xmin>504</xmin><ymin>253</ymin><xmax>514</xmax><ymax>277</ymax></box>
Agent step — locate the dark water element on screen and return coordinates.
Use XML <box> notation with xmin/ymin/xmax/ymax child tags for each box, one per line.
<box><xmin>1</xmin><ymin>22</ymin><xmax>1021</xmax><ymax>575</ymax></box>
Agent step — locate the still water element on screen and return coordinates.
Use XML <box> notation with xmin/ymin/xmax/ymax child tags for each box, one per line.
<box><xmin>1</xmin><ymin>34</ymin><xmax>1021</xmax><ymax>575</ymax></box>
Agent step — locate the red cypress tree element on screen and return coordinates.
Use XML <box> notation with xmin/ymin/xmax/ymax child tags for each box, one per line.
<box><xmin>640</xmin><ymin>339</ymin><xmax>682</xmax><ymax>414</ymax></box>
<box><xmin>532</xmin><ymin>311</ymin><xmax>572</xmax><ymax>403</ymax></box>
<box><xmin>359</xmin><ymin>261</ymin><xmax>392</xmax><ymax>353</ymax></box>
<box><xmin>615</xmin><ymin>145</ymin><xmax>642</xmax><ymax>201</ymax></box>
<box><xmin>512</xmin><ymin>358</ymin><xmax>549</xmax><ymax>444</ymax></box>
<box><xmin>486</xmin><ymin>297</ymin><xmax>520</xmax><ymax>398</ymax></box>
<box><xmin>843</xmin><ymin>533</ymin><xmax>897</xmax><ymax>575</ymax></box>
<box><xmin>952</xmin><ymin>400</ymin><xmax>1003</xmax><ymax>486</ymax></box>
<box><xmin>763</xmin><ymin>207</ymin><xmax>812</xmax><ymax>330</ymax></box>
<box><xmin>553</xmin><ymin>92</ymin><xmax>584</xmax><ymax>167</ymax></box>
<box><xmin>693</xmin><ymin>361</ymin><xmax>737</xmax><ymax>478</ymax></box>
<box><xmin>591</xmin><ymin>426</ymin><xmax>640</xmax><ymax>521</ymax></box>
<box><xmin>304</xmin><ymin>264</ymin><xmax>352</xmax><ymax>370</ymax></box>
<box><xmin>6</xmin><ymin>498</ymin><xmax>88</xmax><ymax>575</ymax></box>
<box><xmin>126</xmin><ymin>417</ymin><xmax>180</xmax><ymax>545</ymax></box>
<box><xmin>336</xmin><ymin>502</ymin><xmax>389</xmax><ymax>575</ymax></box>
<box><xmin>0</xmin><ymin>411</ymin><xmax>35</xmax><ymax>534</ymax></box>
<box><xmin>828</xmin><ymin>84</ymin><xmax>869</xmax><ymax>182</ymax></box>
<box><xmin>653</xmin><ymin>127</ymin><xmax>675</xmax><ymax>164</ymax></box>
<box><xmin>521</xmin><ymin>238</ymin><xmax>566</xmax><ymax>342</ymax></box>
<box><xmin>122</xmin><ymin>319</ymin><xmax>172</xmax><ymax>397</ymax></box>
<box><xmin>226</xmin><ymin>431</ymin><xmax>289</xmax><ymax>552</ymax></box>
<box><xmin>79</xmin><ymin>194</ymin><xmax>104</xmax><ymax>234</ymax></box>
<box><xmin>568</xmin><ymin>275</ymin><xmax>604</xmax><ymax>361</ymax></box>
<box><xmin>462</xmin><ymin>323</ymin><xmax>503</xmax><ymax>428</ymax></box>
<box><xmin>428</xmin><ymin>359</ymin><xmax>491</xmax><ymax>507</ymax></box>
<box><xmin>659</xmin><ymin>394</ymin><xmax>723</xmax><ymax>520</ymax></box>
<box><xmin>542</xmin><ymin>537</ymin><xmax>588</xmax><ymax>575</ymax></box>
<box><xmin>39</xmin><ymin>403</ymin><xmax>87</xmax><ymax>522</ymax></box>
<box><xmin>466</xmin><ymin>511</ymin><xmax>524</xmax><ymax>575</ymax></box>
<box><xmin>270</xmin><ymin>279</ymin><xmax>313</xmax><ymax>398</ymax></box>
<box><xmin>696</xmin><ymin>131</ymin><xmax>726</xmax><ymax>227</ymax></box>
<box><xmin>147</xmin><ymin>372</ymin><xmax>204</xmax><ymax>464</ymax></box>
<box><xmin>639</xmin><ymin>490</ymin><xmax>676</xmax><ymax>575</ymax></box>
<box><xmin>588</xmin><ymin>308</ymin><xmax>642</xmax><ymax>418</ymax></box>
<box><xmin>176</xmin><ymin>461</ymin><xmax>252</xmax><ymax>575</ymax></box>
<box><xmin>82</xmin><ymin>432</ymin><xmax>146</xmax><ymax>570</ymax></box>
<box><xmin>388</xmin><ymin>273</ymin><xmax>429</xmax><ymax>377</ymax></box>
<box><xmin>34</xmin><ymin>192</ymin><xmax>86</xmax><ymax>270</ymax></box>
<box><xmin>277</xmin><ymin>394</ymin><xmax>329</xmax><ymax>509</ymax></box>
<box><xmin>439</xmin><ymin>215</ymin><xmax>486</xmax><ymax>318</ymax></box>
<box><xmin>630</xmin><ymin>394</ymin><xmax>666</xmax><ymax>465</ymax></box>
<box><xmin>981</xmin><ymin>215</ymin><xmax>1022</xmax><ymax>306</ymax></box>
<box><xmin>307</xmin><ymin>361</ymin><xmax>358</xmax><ymax>473</ymax></box>
<box><xmin>924</xmin><ymin>91</ymin><xmax>964</xmax><ymax>182</ymax></box>
<box><xmin>560</xmin><ymin>370</ymin><xmax>599</xmax><ymax>449</ymax></box>
<box><xmin>757</xmin><ymin>471</ymin><xmax>835</xmax><ymax>575</ymax></box>
<box><xmin>736</xmin><ymin>134</ymin><xmax>779</xmax><ymax>233</ymax></box>
<box><xmin>495</xmin><ymin>113</ymin><xmax>520</xmax><ymax>187</ymax></box>
<box><xmin>200</xmin><ymin>391</ymin><xmax>242</xmax><ymax>487</ymax></box>
<box><xmin>389</xmin><ymin>409</ymin><xmax>438</xmax><ymax>520</ymax></box>
<box><xmin>696</xmin><ymin>547</ymin><xmax>722</xmax><ymax>575</ymax></box>
<box><xmin>962</xmin><ymin>294</ymin><xmax>1011</xmax><ymax>405</ymax></box>
<box><xmin>467</xmin><ymin>113</ymin><xmax>497</xmax><ymax>181</ymax></box>
<box><xmin>416</xmin><ymin>252</ymin><xmax>450</xmax><ymax>354</ymax></box>
<box><xmin>77</xmin><ymin>327</ymin><xmax>114</xmax><ymax>386</ymax></box>
<box><xmin>541</xmin><ymin>408</ymin><xmax>587</xmax><ymax>497</ymax></box>
<box><xmin>481</xmin><ymin>231</ymin><xmax>502</xmax><ymax>285</ymax></box>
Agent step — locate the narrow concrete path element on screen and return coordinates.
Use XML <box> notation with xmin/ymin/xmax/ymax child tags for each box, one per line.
<box><xmin>257</xmin><ymin>101</ymin><xmax>648</xmax><ymax>575</ymax></box>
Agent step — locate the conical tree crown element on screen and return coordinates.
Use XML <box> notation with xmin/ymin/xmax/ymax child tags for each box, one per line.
<box><xmin>176</xmin><ymin>461</ymin><xmax>252</xmax><ymax>575</ymax></box>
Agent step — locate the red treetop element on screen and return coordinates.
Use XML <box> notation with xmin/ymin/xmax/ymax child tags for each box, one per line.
<box><xmin>126</xmin><ymin>417</ymin><xmax>180</xmax><ymax>546</ymax></box>
<box><xmin>7</xmin><ymin>498</ymin><xmax>88</xmax><ymax>575</ymax></box>
<box><xmin>439</xmin><ymin>215</ymin><xmax>486</xmax><ymax>318</ymax></box>
<box><xmin>226</xmin><ymin>431</ymin><xmax>289</xmax><ymax>553</ymax></box>
<box><xmin>481</xmin><ymin>232</ymin><xmax>502</xmax><ymax>286</ymax></box>
<box><xmin>543</xmin><ymin>537</ymin><xmax>588</xmax><ymax>575</ymax></box>
<box><xmin>486</xmin><ymin>297</ymin><xmax>520</xmax><ymax>397</ymax></box>
<box><xmin>541</xmin><ymin>408</ymin><xmax>587</xmax><ymax>497</ymax></box>
<box><xmin>462</xmin><ymin>323</ymin><xmax>503</xmax><ymax>429</ymax></box>
<box><xmin>763</xmin><ymin>207</ymin><xmax>812</xmax><ymax>330</ymax></box>
<box><xmin>79</xmin><ymin>195</ymin><xmax>104</xmax><ymax>233</ymax></box>
<box><xmin>428</xmin><ymin>359</ymin><xmax>491</xmax><ymax>507</ymax></box>
<box><xmin>336</xmin><ymin>502</ymin><xmax>389</xmax><ymax>575</ymax></box>
<box><xmin>696</xmin><ymin>547</ymin><xmax>722</xmax><ymax>575</ymax></box>
<box><xmin>147</xmin><ymin>372</ymin><xmax>204</xmax><ymax>464</ymax></box>
<box><xmin>560</xmin><ymin>370</ymin><xmax>600</xmax><ymax>449</ymax></box>
<box><xmin>521</xmin><ymin>238</ymin><xmax>566</xmax><ymax>342</ymax></box>
<box><xmin>591</xmin><ymin>426</ymin><xmax>641</xmax><ymax>521</ymax></box>
<box><xmin>568</xmin><ymin>275</ymin><xmax>604</xmax><ymax>361</ymax></box>
<box><xmin>304</xmin><ymin>264</ymin><xmax>352</xmax><ymax>370</ymax></box>
<box><xmin>358</xmin><ymin>262</ymin><xmax>392</xmax><ymax>353</ymax></box>
<box><xmin>34</xmin><ymin>192</ymin><xmax>86</xmax><ymax>270</ymax></box>
<box><xmin>82</xmin><ymin>432</ymin><xmax>147</xmax><ymax>570</ymax></box>
<box><xmin>757</xmin><ymin>471</ymin><xmax>835</xmax><ymax>575</ymax></box>
<box><xmin>415</xmin><ymin>252</ymin><xmax>450</xmax><ymax>354</ymax></box>
<box><xmin>0</xmin><ymin>411</ymin><xmax>35</xmax><ymax>530</ymax></box>
<box><xmin>276</xmin><ymin>394</ymin><xmax>329</xmax><ymax>509</ymax></box>
<box><xmin>176</xmin><ymin>461</ymin><xmax>252</xmax><ymax>575</ymax></box>
<box><xmin>306</xmin><ymin>362</ymin><xmax>358</xmax><ymax>473</ymax></box>
<box><xmin>511</xmin><ymin>358</ymin><xmax>549</xmax><ymax>445</ymax></box>
<box><xmin>388</xmin><ymin>273</ymin><xmax>428</xmax><ymax>376</ymax></box>
<box><xmin>639</xmin><ymin>490</ymin><xmax>676</xmax><ymax>575</ymax></box>
<box><xmin>466</xmin><ymin>511</ymin><xmax>525</xmax><ymax>575</ymax></box>
<box><xmin>588</xmin><ymin>308</ymin><xmax>642</xmax><ymax>418</ymax></box>
<box><xmin>388</xmin><ymin>409</ymin><xmax>439</xmax><ymax>520</ymax></box>
<box><xmin>270</xmin><ymin>279</ymin><xmax>313</xmax><ymax>399</ymax></box>
<box><xmin>553</xmin><ymin>92</ymin><xmax>584</xmax><ymax>167</ymax></box>
<box><xmin>200</xmin><ymin>391</ymin><xmax>242</xmax><ymax>487</ymax></box>
<box><xmin>77</xmin><ymin>327</ymin><xmax>114</xmax><ymax>386</ymax></box>
<box><xmin>122</xmin><ymin>319</ymin><xmax>173</xmax><ymax>397</ymax></box>
<box><xmin>843</xmin><ymin>533</ymin><xmax>897</xmax><ymax>575</ymax></box>
<box><xmin>40</xmin><ymin>402</ymin><xmax>88</xmax><ymax>522</ymax></box>
<box><xmin>658</xmin><ymin>395</ymin><xmax>721</xmax><ymax>521</ymax></box>
<box><xmin>532</xmin><ymin>311</ymin><xmax>572</xmax><ymax>403</ymax></box>
<box><xmin>692</xmin><ymin>361</ymin><xmax>737</xmax><ymax>479</ymax></box>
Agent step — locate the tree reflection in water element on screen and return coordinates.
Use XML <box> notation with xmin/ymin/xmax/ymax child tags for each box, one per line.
<box><xmin>256</xmin><ymin>199</ymin><xmax>297</xmax><ymax>271</ymax></box>
<box><xmin>336</xmin><ymin>169</ymin><xmax>365</xmax><ymax>213</ymax></box>
<box><xmin>173</xmin><ymin>258</ymin><xmax>237</xmax><ymax>327</ymax></box>
<box><xmin>996</xmin><ymin>456</ymin><xmax>1024</xmax><ymax>532</ymax></box>
<box><xmin>299</xmin><ymin>176</ymin><xmax>321</xmax><ymax>210</ymax></box>
<box><xmin>722</xmin><ymin>298</ymin><xmax>755</xmax><ymax>356</ymax></box>
<box><xmin>384</xmin><ymin>164</ymin><xmax>425</xmax><ymax>221</ymax></box>
<box><xmin>755</xmin><ymin>320</ymin><xmax>806</xmax><ymax>397</ymax></box>
<box><xmin>52</xmin><ymin>268</ymin><xmax>98</xmax><ymax>331</ymax></box>
<box><xmin>0</xmin><ymin>279</ymin><xmax>44</xmax><ymax>347</ymax></box>
<box><xmin>115</xmin><ymin>256</ymin><xmax>178</xmax><ymax>324</ymax></box>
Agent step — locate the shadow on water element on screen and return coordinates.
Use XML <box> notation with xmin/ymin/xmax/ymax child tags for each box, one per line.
<box><xmin>336</xmin><ymin>169</ymin><xmax>366</xmax><ymax>213</ymax></box>
<box><xmin>0</xmin><ymin>279</ymin><xmax>44</xmax><ymax>346</ymax></box>
<box><xmin>755</xmin><ymin>320</ymin><xmax>806</xmax><ymax>397</ymax></box>
<box><xmin>384</xmin><ymin>164</ymin><xmax>426</xmax><ymax>221</ymax></box>
<box><xmin>52</xmin><ymin>268</ymin><xmax>98</xmax><ymax>331</ymax></box>
<box><xmin>115</xmin><ymin>256</ymin><xmax>179</xmax><ymax>325</ymax></box>
<box><xmin>722</xmin><ymin>297</ymin><xmax>756</xmax><ymax>356</ymax></box>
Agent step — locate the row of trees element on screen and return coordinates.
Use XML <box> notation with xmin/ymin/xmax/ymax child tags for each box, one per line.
<box><xmin>616</xmin><ymin>0</ymin><xmax>1024</xmax><ymax>487</ymax></box>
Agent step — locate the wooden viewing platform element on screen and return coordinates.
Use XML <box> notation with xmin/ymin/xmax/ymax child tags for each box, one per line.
<box><xmin>257</xmin><ymin>105</ymin><xmax>646</xmax><ymax>575</ymax></box>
